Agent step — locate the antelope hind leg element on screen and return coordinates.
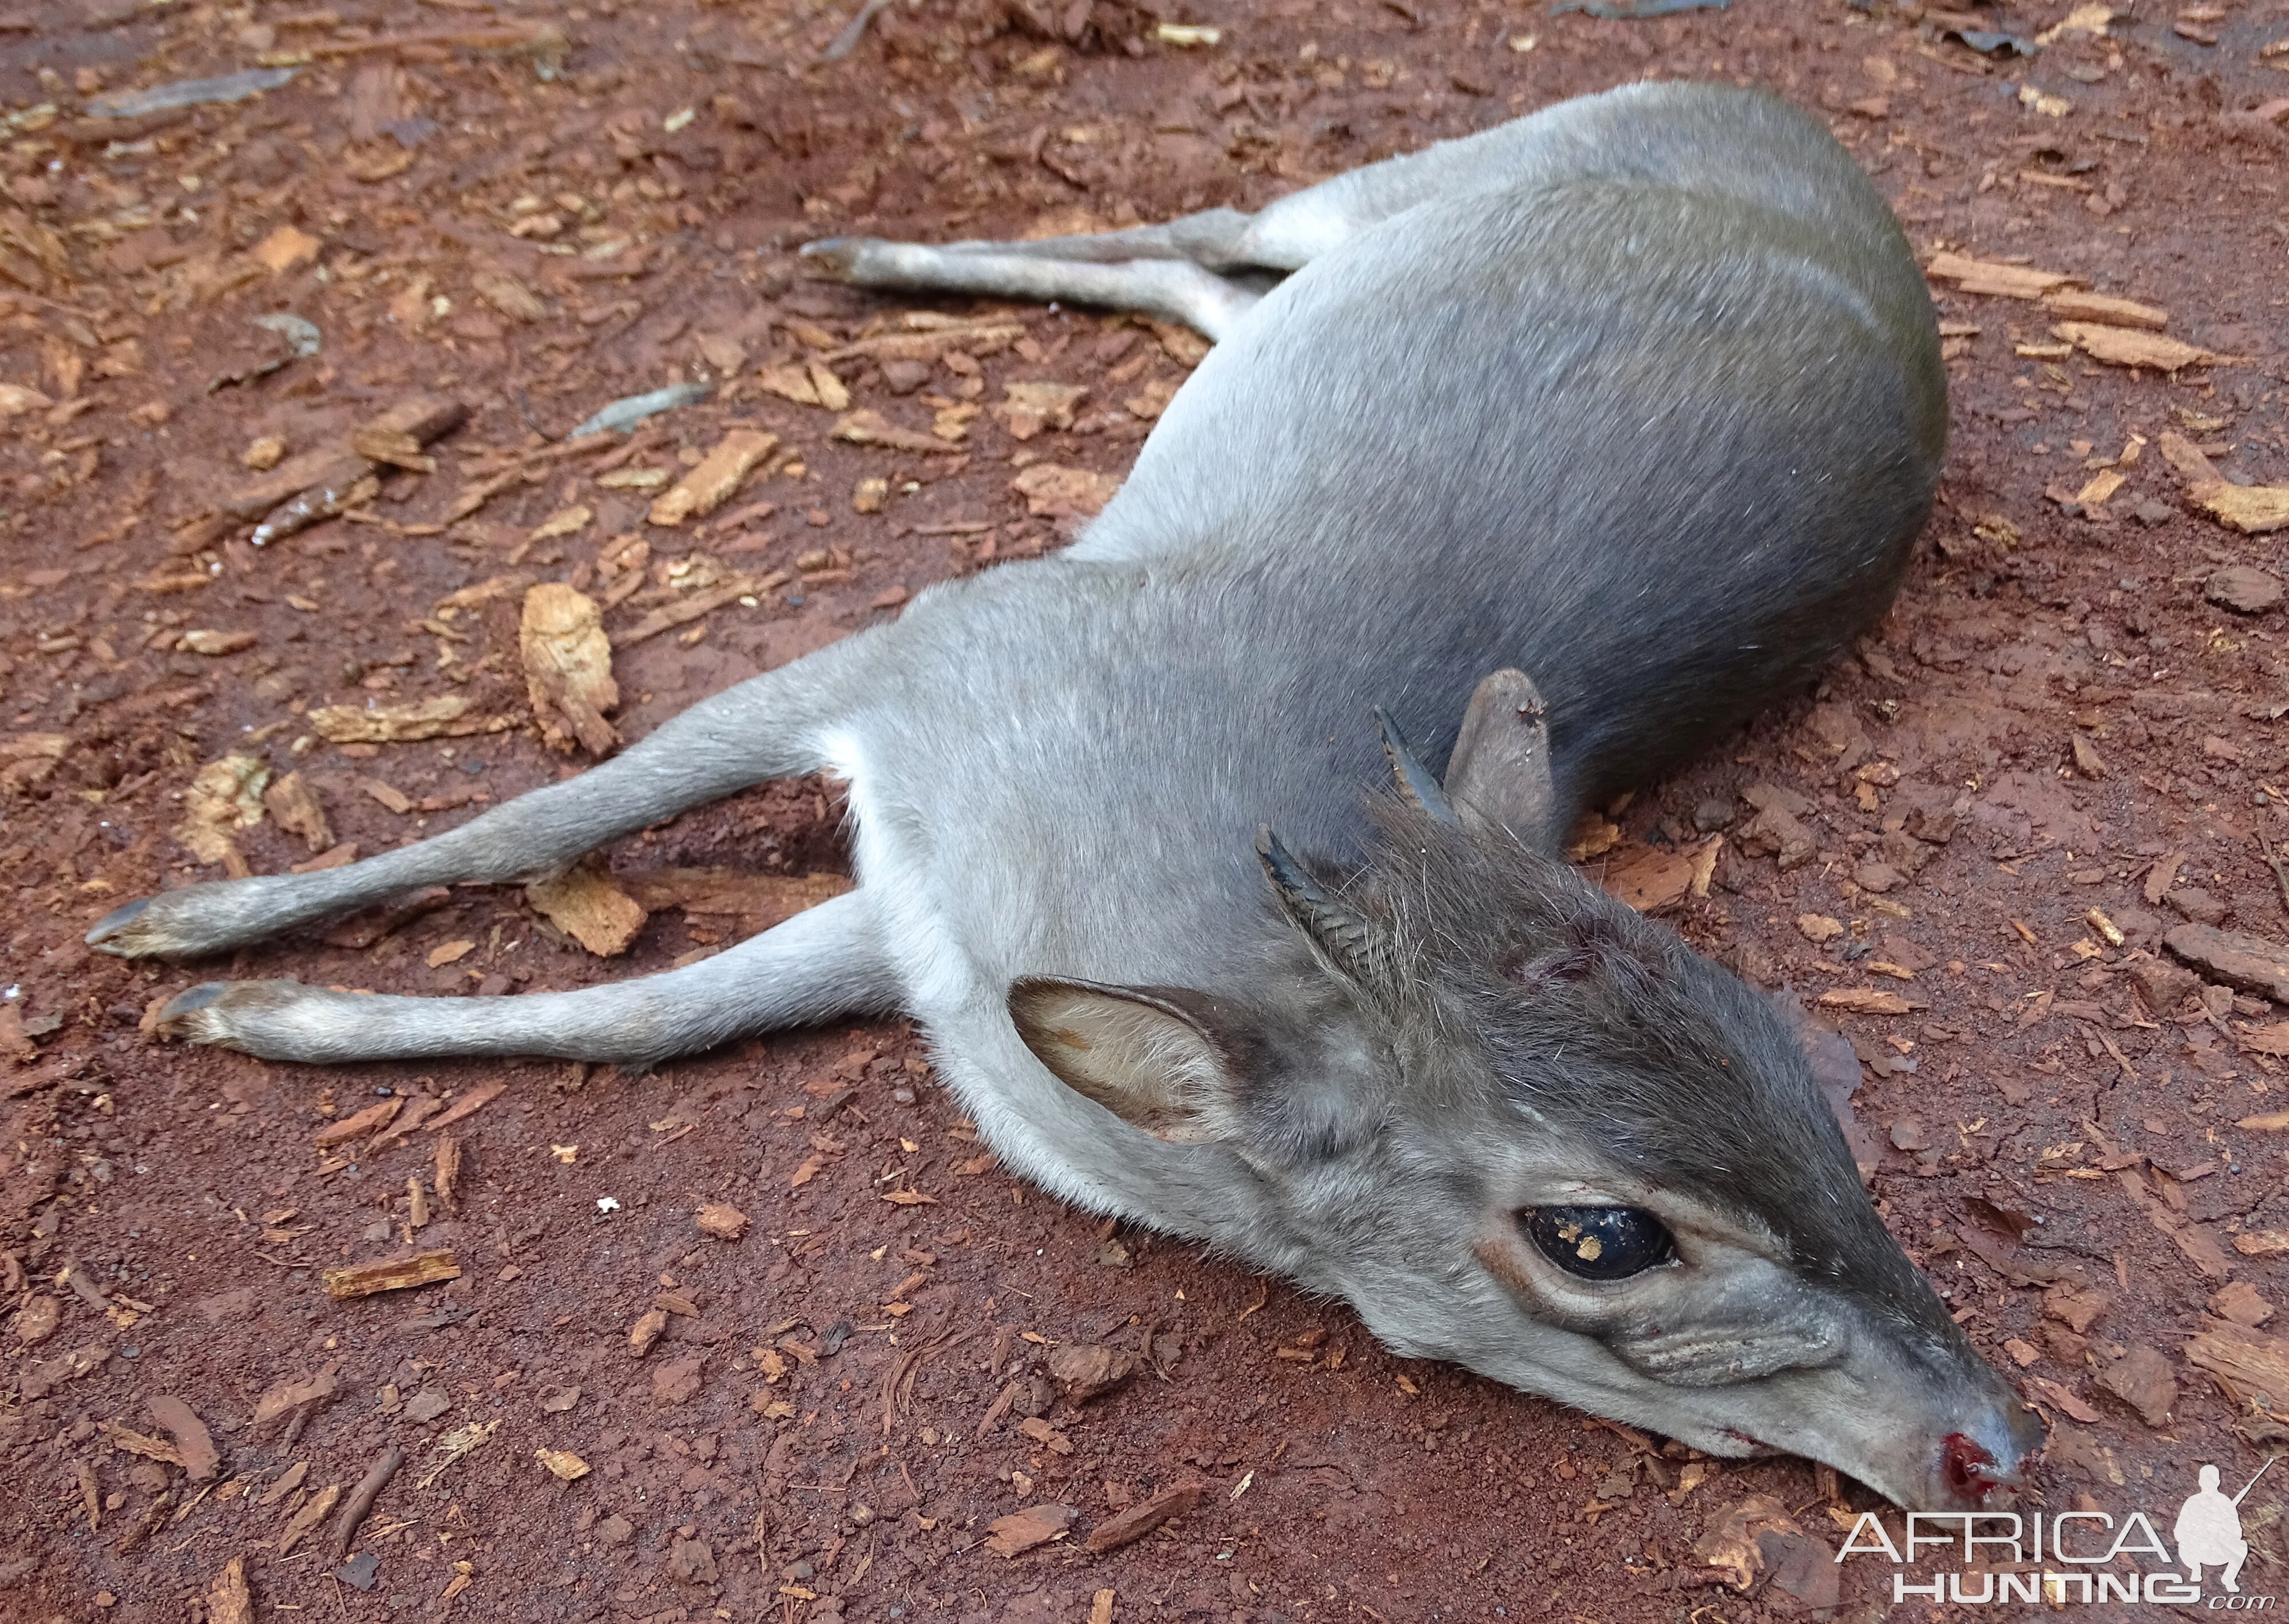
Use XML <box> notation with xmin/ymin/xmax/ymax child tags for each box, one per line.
<box><xmin>156</xmin><ymin>889</ymin><xmax>893</xmax><ymax>1067</ymax></box>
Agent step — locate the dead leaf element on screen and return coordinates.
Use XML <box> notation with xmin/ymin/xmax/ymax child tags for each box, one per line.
<box><xmin>694</xmin><ymin>1203</ymin><xmax>749</xmax><ymax>1241</ymax></box>
<box><xmin>528</xmin><ymin>504</ymin><xmax>592</xmax><ymax>542</ymax></box>
<box><xmin>1011</xmin><ymin>462</ymin><xmax>1121</xmax><ymax>518</ymax></box>
<box><xmin>649</xmin><ymin>430</ymin><xmax>776</xmax><ymax>526</ymax></box>
<box><xmin>262</xmin><ymin>770</ymin><xmax>332</xmax><ymax>852</ymax></box>
<box><xmin>520</xmin><ymin>583</ymin><xmax>618</xmax><ymax>755</ymax></box>
<box><xmin>754</xmin><ymin>363</ymin><xmax>821</xmax><ymax>407</ymax></box>
<box><xmin>525</xmin><ymin>859</ymin><xmax>647</xmax><ymax>956</ymax></box>
<box><xmin>472</xmin><ymin>270</ymin><xmax>547</xmax><ymax>322</ymax></box>
<box><xmin>251</xmin><ymin>224</ymin><xmax>321</xmax><ymax>274</ymax></box>
<box><xmin>997</xmin><ymin>381</ymin><xmax>1087</xmax><ymax>440</ymax></box>
<box><xmin>985</xmin><ymin>1503</ymin><xmax>1076</xmax><ymax>1556</ymax></box>
<box><xmin>177</xmin><ymin>754</ymin><xmax>269</xmax><ymax>871</ymax></box>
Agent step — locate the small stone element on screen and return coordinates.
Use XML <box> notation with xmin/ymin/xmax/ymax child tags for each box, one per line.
<box><xmin>2130</xmin><ymin>497</ymin><xmax>2175</xmax><ymax>527</ymax></box>
<box><xmin>628</xmin><ymin>1308</ymin><xmax>667</xmax><ymax>1358</ymax></box>
<box><xmin>2167</xmin><ymin>887</ymin><xmax>2232</xmax><ymax>927</ymax></box>
<box><xmin>2129</xmin><ymin>957</ymin><xmax>2201</xmax><ymax>1015</ymax></box>
<box><xmin>2096</xmin><ymin>1343</ymin><xmax>2176</xmax><ymax>1428</ymax></box>
<box><xmin>596</xmin><ymin>1514</ymin><xmax>635</xmax><ymax>1546</ymax></box>
<box><xmin>1795</xmin><ymin>913</ymin><xmax>1845</xmax><ymax>945</ymax></box>
<box><xmin>2211</xmin><ymin>1281</ymin><xmax>2273</xmax><ymax>1328</ymax></box>
<box><xmin>1044</xmin><ymin>1344</ymin><xmax>1137</xmax><ymax>1406</ymax></box>
<box><xmin>1690</xmin><ymin>797</ymin><xmax>1736</xmax><ymax>833</ymax></box>
<box><xmin>2206</xmin><ymin>565</ymin><xmax>2283</xmax><ymax>615</ymax></box>
<box><xmin>880</xmin><ymin>359</ymin><xmax>930</xmax><ymax>394</ymax></box>
<box><xmin>694</xmin><ymin>1203</ymin><xmax>749</xmax><ymax>1241</ymax></box>
<box><xmin>335</xmin><ymin>1552</ymin><xmax>381</xmax><ymax>1593</ymax></box>
<box><xmin>11</xmin><ymin>1294</ymin><xmax>60</xmax><ymax>1345</ymax></box>
<box><xmin>666</xmin><ymin>1536</ymin><xmax>718</xmax><ymax>1586</ymax></box>
<box><xmin>402</xmin><ymin>1387</ymin><xmax>450</xmax><ymax>1424</ymax></box>
<box><xmin>2070</xmin><ymin>734</ymin><xmax>2106</xmax><ymax>779</ymax></box>
<box><xmin>651</xmin><ymin>1351</ymin><xmax>706</xmax><ymax>1407</ymax></box>
<box><xmin>1851</xmin><ymin>861</ymin><xmax>1904</xmax><ymax>894</ymax></box>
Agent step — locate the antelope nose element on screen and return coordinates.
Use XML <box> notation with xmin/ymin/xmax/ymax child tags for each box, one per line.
<box><xmin>1928</xmin><ymin>1399</ymin><xmax>2046</xmax><ymax>1510</ymax></box>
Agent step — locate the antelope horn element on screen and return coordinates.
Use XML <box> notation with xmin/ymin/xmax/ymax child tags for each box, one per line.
<box><xmin>1373</xmin><ymin>708</ymin><xmax>1459</xmax><ymax>825</ymax></box>
<box><xmin>1255</xmin><ymin>825</ymin><xmax>1380</xmax><ymax>987</ymax></box>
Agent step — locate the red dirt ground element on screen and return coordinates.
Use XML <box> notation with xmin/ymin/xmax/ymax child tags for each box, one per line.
<box><xmin>3</xmin><ymin>0</ymin><xmax>2289</xmax><ymax>1621</ymax></box>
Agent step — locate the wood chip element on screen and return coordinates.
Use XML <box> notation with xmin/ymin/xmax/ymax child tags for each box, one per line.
<box><xmin>425</xmin><ymin>1082</ymin><xmax>505</xmax><ymax>1134</ymax></box>
<box><xmin>314</xmin><ymin>1097</ymin><xmax>403</xmax><ymax>1150</ymax></box>
<box><xmin>1084</xmin><ymin>1482</ymin><xmax>1202</xmax><ymax>1554</ymax></box>
<box><xmin>1925</xmin><ymin>252</ymin><xmax>2075</xmax><ymax>299</ymax></box>
<box><xmin>1046</xmin><ymin>1344</ymin><xmax>1137</xmax><ymax>1405</ymax></box>
<box><xmin>2052</xmin><ymin>321</ymin><xmax>2216</xmax><ymax>371</ymax></box>
<box><xmin>322</xmin><ymin>1249</ymin><xmax>461</xmax><ymax>1301</ymax></box>
<box><xmin>276</xmin><ymin>1483</ymin><xmax>339</xmax><ymax>1554</ymax></box>
<box><xmin>2165</xmin><ymin>922</ymin><xmax>2289</xmax><ymax>1003</ymax></box>
<box><xmin>2186</xmin><ymin>1322</ymin><xmax>2289</xmax><ymax>1407</ymax></box>
<box><xmin>610</xmin><ymin>573</ymin><xmax>769</xmax><ymax>649</ymax></box>
<box><xmin>649</xmin><ymin>429</ymin><xmax>776</xmax><ymax>526</ymax></box>
<box><xmin>252</xmin><ymin>1364</ymin><xmax>340</xmax><ymax>1429</ymax></box>
<box><xmin>308</xmin><ymin>694</ymin><xmax>512</xmax><ymax>744</ymax></box>
<box><xmin>525</xmin><ymin>860</ymin><xmax>647</xmax><ymax>956</ymax></box>
<box><xmin>2043</xmin><ymin>288</ymin><xmax>2168</xmax><ymax>330</ymax></box>
<box><xmin>206</xmin><ymin>1556</ymin><xmax>254</xmax><ymax>1624</ymax></box>
<box><xmin>520</xmin><ymin>583</ymin><xmax>618</xmax><ymax>755</ymax></box>
<box><xmin>434</xmin><ymin>1135</ymin><xmax>463</xmax><ymax>1212</ymax></box>
<box><xmin>535</xmin><ymin>1448</ymin><xmax>591</xmax><ymax>1480</ymax></box>
<box><xmin>145</xmin><ymin>1395</ymin><xmax>220</xmax><ymax>1481</ymax></box>
<box><xmin>985</xmin><ymin>1503</ymin><xmax>1076</xmax><ymax>1557</ymax></box>
<box><xmin>831</xmin><ymin>409</ymin><xmax>963</xmax><ymax>455</ymax></box>
<box><xmin>1816</xmin><ymin>987</ymin><xmax>1928</xmax><ymax>1015</ymax></box>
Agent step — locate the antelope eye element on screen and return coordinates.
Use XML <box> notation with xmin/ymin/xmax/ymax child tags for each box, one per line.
<box><xmin>1522</xmin><ymin>1205</ymin><xmax>1676</xmax><ymax>1281</ymax></box>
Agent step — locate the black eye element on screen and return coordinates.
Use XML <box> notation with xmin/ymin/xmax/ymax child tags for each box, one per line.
<box><xmin>1522</xmin><ymin>1205</ymin><xmax>1676</xmax><ymax>1281</ymax></box>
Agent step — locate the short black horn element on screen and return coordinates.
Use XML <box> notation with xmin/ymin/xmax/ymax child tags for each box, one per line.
<box><xmin>1373</xmin><ymin>708</ymin><xmax>1458</xmax><ymax>825</ymax></box>
<box><xmin>1254</xmin><ymin>825</ymin><xmax>1380</xmax><ymax>987</ymax></box>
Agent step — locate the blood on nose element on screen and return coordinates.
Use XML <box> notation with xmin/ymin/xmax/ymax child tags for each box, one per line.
<box><xmin>1940</xmin><ymin>1432</ymin><xmax>2000</xmax><ymax>1503</ymax></box>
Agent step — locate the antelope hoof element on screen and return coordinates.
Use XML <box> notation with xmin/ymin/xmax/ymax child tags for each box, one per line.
<box><xmin>87</xmin><ymin>884</ymin><xmax>266</xmax><ymax>960</ymax></box>
<box><xmin>86</xmin><ymin>896</ymin><xmax>154</xmax><ymax>952</ymax></box>
<box><xmin>798</xmin><ymin>236</ymin><xmax>869</xmax><ymax>280</ymax></box>
<box><xmin>155</xmin><ymin>979</ymin><xmax>303</xmax><ymax>1049</ymax></box>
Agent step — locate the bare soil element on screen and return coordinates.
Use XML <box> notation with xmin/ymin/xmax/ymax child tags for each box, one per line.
<box><xmin>3</xmin><ymin>0</ymin><xmax>2288</xmax><ymax>1620</ymax></box>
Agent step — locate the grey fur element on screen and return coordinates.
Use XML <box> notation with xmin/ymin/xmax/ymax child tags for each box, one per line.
<box><xmin>89</xmin><ymin>84</ymin><xmax>2037</xmax><ymax>1509</ymax></box>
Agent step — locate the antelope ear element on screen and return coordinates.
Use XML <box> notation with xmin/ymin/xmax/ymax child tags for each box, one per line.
<box><xmin>1008</xmin><ymin>979</ymin><xmax>1253</xmax><ymax>1143</ymax></box>
<box><xmin>1445</xmin><ymin>668</ymin><xmax>1555</xmax><ymax>843</ymax></box>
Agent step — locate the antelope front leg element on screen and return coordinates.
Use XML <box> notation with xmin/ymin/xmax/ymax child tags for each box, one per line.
<box><xmin>88</xmin><ymin>640</ymin><xmax>874</xmax><ymax>960</ymax></box>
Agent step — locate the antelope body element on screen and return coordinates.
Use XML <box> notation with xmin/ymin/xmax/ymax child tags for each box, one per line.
<box><xmin>90</xmin><ymin>83</ymin><xmax>2040</xmax><ymax>1509</ymax></box>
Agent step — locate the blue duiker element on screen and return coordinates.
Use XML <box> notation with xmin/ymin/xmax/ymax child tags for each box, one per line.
<box><xmin>90</xmin><ymin>82</ymin><xmax>2039</xmax><ymax>1509</ymax></box>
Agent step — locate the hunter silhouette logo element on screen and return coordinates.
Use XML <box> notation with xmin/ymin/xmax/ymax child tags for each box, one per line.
<box><xmin>2178</xmin><ymin>1460</ymin><xmax>2269</xmax><ymax>1593</ymax></box>
<box><xmin>1836</xmin><ymin>1460</ymin><xmax>2280</xmax><ymax>1607</ymax></box>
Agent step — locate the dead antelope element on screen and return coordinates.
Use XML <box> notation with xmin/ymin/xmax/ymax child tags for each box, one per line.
<box><xmin>92</xmin><ymin>82</ymin><xmax>2039</xmax><ymax>1509</ymax></box>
